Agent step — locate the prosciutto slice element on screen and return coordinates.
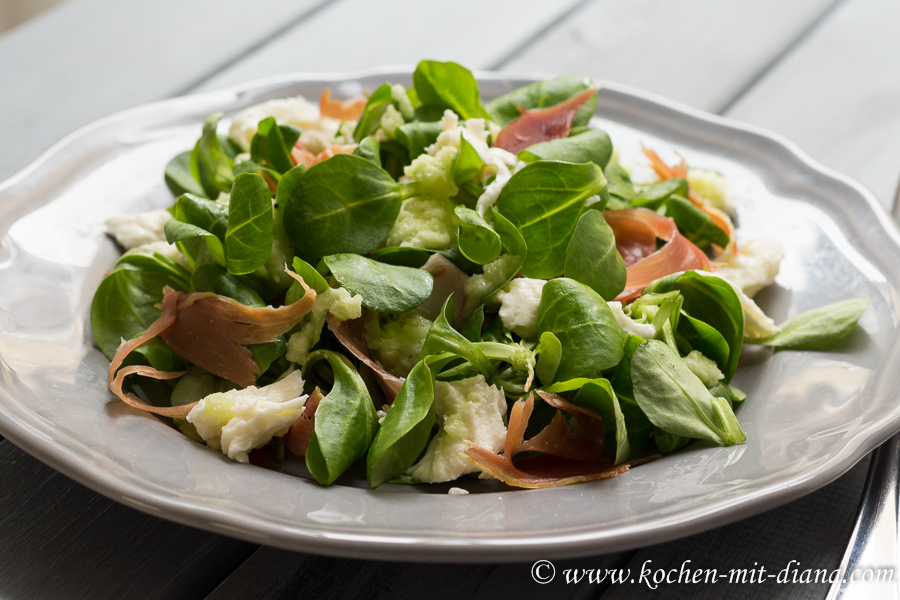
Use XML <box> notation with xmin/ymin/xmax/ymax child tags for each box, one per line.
<box><xmin>605</xmin><ymin>208</ymin><xmax>711</xmax><ymax>302</ymax></box>
<box><xmin>464</xmin><ymin>393</ymin><xmax>656</xmax><ymax>489</ymax></box>
<box><xmin>516</xmin><ymin>392</ymin><xmax>606</xmax><ymax>461</ymax></box>
<box><xmin>318</xmin><ymin>88</ymin><xmax>367</xmax><ymax>121</ymax></box>
<box><xmin>492</xmin><ymin>87</ymin><xmax>599</xmax><ymax>155</ymax></box>
<box><xmin>291</xmin><ymin>143</ymin><xmax>357</xmax><ymax>169</ymax></box>
<box><xmin>326</xmin><ymin>315</ymin><xmax>405</xmax><ymax>400</ymax></box>
<box><xmin>284</xmin><ymin>387</ymin><xmax>325</xmax><ymax>456</ymax></box>
<box><xmin>107</xmin><ymin>272</ymin><xmax>317</xmax><ymax>417</ymax></box>
<box><xmin>642</xmin><ymin>148</ymin><xmax>735</xmax><ymax>256</ymax></box>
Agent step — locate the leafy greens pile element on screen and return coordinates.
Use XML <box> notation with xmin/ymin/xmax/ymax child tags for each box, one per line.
<box><xmin>92</xmin><ymin>60</ymin><xmax>869</xmax><ymax>490</ymax></box>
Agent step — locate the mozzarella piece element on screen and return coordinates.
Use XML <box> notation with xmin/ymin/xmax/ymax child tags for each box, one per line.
<box><xmin>187</xmin><ymin>370</ymin><xmax>308</xmax><ymax>463</ymax></box>
<box><xmin>497</xmin><ymin>277</ymin><xmax>546</xmax><ymax>338</ymax></box>
<box><xmin>106</xmin><ymin>208</ymin><xmax>171</xmax><ymax>249</ymax></box>
<box><xmin>227</xmin><ymin>96</ymin><xmax>341</xmax><ymax>155</ymax></box>
<box><xmin>714</xmin><ymin>237</ymin><xmax>783</xmax><ymax>297</ymax></box>
<box><xmin>409</xmin><ymin>375</ymin><xmax>507</xmax><ymax>483</ymax></box>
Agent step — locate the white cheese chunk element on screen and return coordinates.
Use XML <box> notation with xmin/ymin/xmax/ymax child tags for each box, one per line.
<box><xmin>187</xmin><ymin>370</ymin><xmax>308</xmax><ymax>463</ymax></box>
<box><xmin>228</xmin><ymin>96</ymin><xmax>341</xmax><ymax>155</ymax></box>
<box><xmin>106</xmin><ymin>208</ymin><xmax>171</xmax><ymax>249</ymax></box>
<box><xmin>714</xmin><ymin>237</ymin><xmax>783</xmax><ymax>297</ymax></box>
<box><xmin>497</xmin><ymin>277</ymin><xmax>546</xmax><ymax>338</ymax></box>
<box><xmin>409</xmin><ymin>375</ymin><xmax>507</xmax><ymax>483</ymax></box>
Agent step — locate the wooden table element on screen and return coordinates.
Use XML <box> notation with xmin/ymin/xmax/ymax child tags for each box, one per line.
<box><xmin>1</xmin><ymin>1</ymin><xmax>898</xmax><ymax>597</ymax></box>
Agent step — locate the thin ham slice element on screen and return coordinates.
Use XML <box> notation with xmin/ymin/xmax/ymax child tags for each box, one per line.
<box><xmin>492</xmin><ymin>87</ymin><xmax>599</xmax><ymax>155</ymax></box>
<box><xmin>642</xmin><ymin>148</ymin><xmax>736</xmax><ymax>256</ymax></box>
<box><xmin>284</xmin><ymin>387</ymin><xmax>324</xmax><ymax>456</ymax></box>
<box><xmin>517</xmin><ymin>391</ymin><xmax>606</xmax><ymax>461</ymax></box>
<box><xmin>416</xmin><ymin>254</ymin><xmax>469</xmax><ymax>327</ymax></box>
<box><xmin>464</xmin><ymin>393</ymin><xmax>656</xmax><ymax>489</ymax></box>
<box><xmin>605</xmin><ymin>208</ymin><xmax>711</xmax><ymax>302</ymax></box>
<box><xmin>291</xmin><ymin>143</ymin><xmax>357</xmax><ymax>169</ymax></box>
<box><xmin>326</xmin><ymin>315</ymin><xmax>405</xmax><ymax>400</ymax></box>
<box><xmin>107</xmin><ymin>272</ymin><xmax>317</xmax><ymax>417</ymax></box>
<box><xmin>319</xmin><ymin>88</ymin><xmax>367</xmax><ymax>121</ymax></box>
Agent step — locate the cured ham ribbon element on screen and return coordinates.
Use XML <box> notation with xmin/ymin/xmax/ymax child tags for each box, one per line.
<box><xmin>464</xmin><ymin>393</ymin><xmax>658</xmax><ymax>489</ymax></box>
<box><xmin>605</xmin><ymin>208</ymin><xmax>711</xmax><ymax>302</ymax></box>
<box><xmin>291</xmin><ymin>143</ymin><xmax>357</xmax><ymax>169</ymax></box>
<box><xmin>326</xmin><ymin>315</ymin><xmax>405</xmax><ymax>400</ymax></box>
<box><xmin>284</xmin><ymin>387</ymin><xmax>325</xmax><ymax>456</ymax></box>
<box><xmin>642</xmin><ymin>148</ymin><xmax>736</xmax><ymax>256</ymax></box>
<box><xmin>492</xmin><ymin>87</ymin><xmax>599</xmax><ymax>155</ymax></box>
<box><xmin>326</xmin><ymin>254</ymin><xmax>472</xmax><ymax>400</ymax></box>
<box><xmin>318</xmin><ymin>88</ymin><xmax>367</xmax><ymax>121</ymax></box>
<box><xmin>107</xmin><ymin>272</ymin><xmax>317</xmax><ymax>418</ymax></box>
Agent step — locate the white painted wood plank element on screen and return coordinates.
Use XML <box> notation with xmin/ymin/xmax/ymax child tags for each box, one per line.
<box><xmin>192</xmin><ymin>0</ymin><xmax>586</xmax><ymax>91</ymax></box>
<box><xmin>726</xmin><ymin>0</ymin><xmax>900</xmax><ymax>207</ymax></box>
<box><xmin>499</xmin><ymin>0</ymin><xmax>835</xmax><ymax>113</ymax></box>
<box><xmin>0</xmin><ymin>0</ymin><xmax>330</xmax><ymax>183</ymax></box>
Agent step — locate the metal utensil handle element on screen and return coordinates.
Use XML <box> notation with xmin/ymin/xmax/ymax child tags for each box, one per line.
<box><xmin>829</xmin><ymin>182</ymin><xmax>900</xmax><ymax>599</ymax></box>
<box><xmin>826</xmin><ymin>436</ymin><xmax>900</xmax><ymax>599</ymax></box>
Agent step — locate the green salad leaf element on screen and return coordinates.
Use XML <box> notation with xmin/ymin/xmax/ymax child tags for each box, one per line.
<box><xmin>645</xmin><ymin>271</ymin><xmax>744</xmax><ymax>382</ymax></box>
<box><xmin>496</xmin><ymin>161</ymin><xmax>607</xmax><ymax>278</ymax></box>
<box><xmin>366</xmin><ymin>359</ymin><xmax>436</xmax><ymax>488</ymax></box>
<box><xmin>536</xmin><ymin>278</ymin><xmax>624</xmax><ymax>381</ymax></box>
<box><xmin>519</xmin><ymin>129</ymin><xmax>612</xmax><ymax>169</ymax></box>
<box><xmin>250</xmin><ymin>117</ymin><xmax>301</xmax><ymax>174</ymax></box>
<box><xmin>679</xmin><ymin>313</ymin><xmax>730</xmax><ymax>375</ymax></box>
<box><xmin>631</xmin><ymin>178</ymin><xmax>689</xmax><ymax>210</ymax></box>
<box><xmin>285</xmin><ymin>256</ymin><xmax>329</xmax><ymax>305</ymax></box>
<box><xmin>283</xmin><ymin>154</ymin><xmax>411</xmax><ymax>258</ymax></box>
<box><xmin>413</xmin><ymin>60</ymin><xmax>488</xmax><ymax>120</ymax></box>
<box><xmin>191</xmin><ymin>263</ymin><xmax>264</xmax><ymax>306</ymax></box>
<box><xmin>353</xmin><ymin>137</ymin><xmax>382</xmax><ymax>166</ymax></box>
<box><xmin>756</xmin><ymin>298</ymin><xmax>869</xmax><ymax>350</ymax></box>
<box><xmin>191</xmin><ymin>112</ymin><xmax>234</xmax><ymax>198</ymax></box>
<box><xmin>632</xmin><ymin>340</ymin><xmax>745</xmax><ymax>446</ymax></box>
<box><xmin>535</xmin><ymin>331</ymin><xmax>562</xmax><ymax>386</ymax></box>
<box><xmin>165</xmin><ymin>151</ymin><xmax>206</xmax><ymax>198</ymax></box>
<box><xmin>486</xmin><ymin>74</ymin><xmax>597</xmax><ymax>127</ymax></box>
<box><xmin>396</xmin><ymin>121</ymin><xmax>441</xmax><ymax>161</ymax></box>
<box><xmin>324</xmin><ymin>253</ymin><xmax>433</xmax><ymax>313</ymax></box>
<box><xmin>305</xmin><ymin>350</ymin><xmax>379</xmax><ymax>485</ymax></box>
<box><xmin>610</xmin><ymin>334</ymin><xmax>654</xmax><ymax>456</ymax></box>
<box><xmin>603</xmin><ymin>159</ymin><xmax>637</xmax><ymax>208</ymax></box>
<box><xmin>564</xmin><ymin>209</ymin><xmax>626</xmax><ymax>300</ymax></box>
<box><xmin>225</xmin><ymin>172</ymin><xmax>274</xmax><ymax>276</ymax></box>
<box><xmin>454</xmin><ymin>206</ymin><xmax>501</xmax><ymax>265</ymax></box>
<box><xmin>164</xmin><ymin>193</ymin><xmax>228</xmax><ymax>266</ymax></box>
<box><xmin>418</xmin><ymin>296</ymin><xmax>493</xmax><ymax>377</ymax></box>
<box><xmin>665</xmin><ymin>195</ymin><xmax>729</xmax><ymax>248</ymax></box>
<box><xmin>353</xmin><ymin>83</ymin><xmax>394</xmax><ymax>142</ymax></box>
<box><xmin>91</xmin><ymin>248</ymin><xmax>191</xmax><ymax>370</ymax></box>
<box><xmin>453</xmin><ymin>136</ymin><xmax>483</xmax><ymax>185</ymax></box>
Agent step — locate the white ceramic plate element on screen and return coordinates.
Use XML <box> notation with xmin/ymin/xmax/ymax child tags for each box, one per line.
<box><xmin>0</xmin><ymin>68</ymin><xmax>897</xmax><ymax>562</ymax></box>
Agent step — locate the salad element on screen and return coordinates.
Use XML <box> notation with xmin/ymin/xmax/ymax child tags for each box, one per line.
<box><xmin>93</xmin><ymin>60</ymin><xmax>868</xmax><ymax>490</ymax></box>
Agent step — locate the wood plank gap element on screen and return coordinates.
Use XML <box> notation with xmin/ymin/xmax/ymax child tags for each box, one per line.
<box><xmin>715</xmin><ymin>0</ymin><xmax>848</xmax><ymax>115</ymax></box>
<box><xmin>488</xmin><ymin>0</ymin><xmax>599</xmax><ymax>71</ymax></box>
<box><xmin>173</xmin><ymin>0</ymin><xmax>347</xmax><ymax>97</ymax></box>
<box><xmin>593</xmin><ymin>550</ymin><xmax>639</xmax><ymax>598</ymax></box>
